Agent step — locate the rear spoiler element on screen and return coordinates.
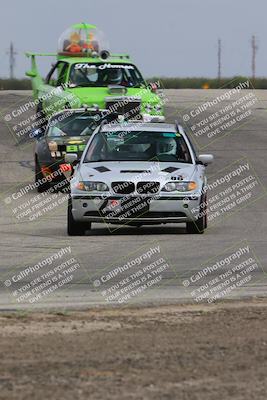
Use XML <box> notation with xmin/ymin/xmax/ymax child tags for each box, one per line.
<box><xmin>25</xmin><ymin>52</ymin><xmax>131</xmax><ymax>60</ymax></box>
<box><xmin>25</xmin><ymin>52</ymin><xmax>57</xmax><ymax>80</ymax></box>
<box><xmin>25</xmin><ymin>52</ymin><xmax>57</xmax><ymax>57</ymax></box>
<box><xmin>109</xmin><ymin>53</ymin><xmax>130</xmax><ymax>60</ymax></box>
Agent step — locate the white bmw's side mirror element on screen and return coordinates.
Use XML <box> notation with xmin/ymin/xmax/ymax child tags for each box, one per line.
<box><xmin>198</xmin><ymin>154</ymin><xmax>214</xmax><ymax>165</ymax></box>
<box><xmin>65</xmin><ymin>153</ymin><xmax>78</xmax><ymax>164</ymax></box>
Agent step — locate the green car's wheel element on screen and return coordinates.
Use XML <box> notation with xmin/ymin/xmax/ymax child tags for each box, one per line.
<box><xmin>67</xmin><ymin>198</ymin><xmax>90</xmax><ymax>236</ymax></box>
<box><xmin>35</xmin><ymin>156</ymin><xmax>50</xmax><ymax>193</ymax></box>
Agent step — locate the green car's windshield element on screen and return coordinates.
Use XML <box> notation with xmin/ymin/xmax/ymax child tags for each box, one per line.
<box><xmin>69</xmin><ymin>63</ymin><xmax>145</xmax><ymax>88</ymax></box>
<box><xmin>47</xmin><ymin>112</ymin><xmax>100</xmax><ymax>137</ymax></box>
<box><xmin>84</xmin><ymin>131</ymin><xmax>192</xmax><ymax>163</ymax></box>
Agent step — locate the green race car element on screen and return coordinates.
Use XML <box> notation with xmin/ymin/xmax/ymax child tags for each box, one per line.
<box><xmin>25</xmin><ymin>23</ymin><xmax>165</xmax><ymax>127</ymax></box>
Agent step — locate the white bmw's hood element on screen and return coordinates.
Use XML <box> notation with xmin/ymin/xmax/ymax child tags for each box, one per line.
<box><xmin>77</xmin><ymin>161</ymin><xmax>198</xmax><ymax>182</ymax></box>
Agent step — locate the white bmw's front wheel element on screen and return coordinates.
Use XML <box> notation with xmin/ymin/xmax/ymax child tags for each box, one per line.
<box><xmin>67</xmin><ymin>198</ymin><xmax>90</xmax><ymax>236</ymax></box>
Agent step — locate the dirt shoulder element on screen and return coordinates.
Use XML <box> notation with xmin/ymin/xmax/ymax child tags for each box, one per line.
<box><xmin>0</xmin><ymin>299</ymin><xmax>267</xmax><ymax>400</ymax></box>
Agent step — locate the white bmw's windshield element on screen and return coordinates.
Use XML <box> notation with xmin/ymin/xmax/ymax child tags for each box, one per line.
<box><xmin>84</xmin><ymin>131</ymin><xmax>192</xmax><ymax>163</ymax></box>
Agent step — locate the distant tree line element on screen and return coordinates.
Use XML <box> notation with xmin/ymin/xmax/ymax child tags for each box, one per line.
<box><xmin>0</xmin><ymin>79</ymin><xmax>32</xmax><ymax>90</ymax></box>
<box><xmin>148</xmin><ymin>76</ymin><xmax>267</xmax><ymax>89</ymax></box>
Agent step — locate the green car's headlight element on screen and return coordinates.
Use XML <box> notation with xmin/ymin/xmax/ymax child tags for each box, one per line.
<box><xmin>145</xmin><ymin>104</ymin><xmax>153</xmax><ymax>113</ymax></box>
<box><xmin>76</xmin><ymin>181</ymin><xmax>109</xmax><ymax>192</ymax></box>
<box><xmin>162</xmin><ymin>181</ymin><xmax>198</xmax><ymax>192</ymax></box>
<box><xmin>154</xmin><ymin>104</ymin><xmax>162</xmax><ymax>112</ymax></box>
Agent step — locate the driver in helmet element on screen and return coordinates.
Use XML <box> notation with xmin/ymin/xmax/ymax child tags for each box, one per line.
<box><xmin>104</xmin><ymin>69</ymin><xmax>123</xmax><ymax>85</ymax></box>
<box><xmin>158</xmin><ymin>137</ymin><xmax>177</xmax><ymax>156</ymax></box>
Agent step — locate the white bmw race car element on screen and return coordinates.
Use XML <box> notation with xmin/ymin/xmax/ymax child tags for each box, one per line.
<box><xmin>66</xmin><ymin>122</ymin><xmax>213</xmax><ymax>235</ymax></box>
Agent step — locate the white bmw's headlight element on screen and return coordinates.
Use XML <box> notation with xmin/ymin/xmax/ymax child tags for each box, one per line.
<box><xmin>162</xmin><ymin>181</ymin><xmax>198</xmax><ymax>192</ymax></box>
<box><xmin>162</xmin><ymin>182</ymin><xmax>177</xmax><ymax>192</ymax></box>
<box><xmin>75</xmin><ymin>181</ymin><xmax>109</xmax><ymax>192</ymax></box>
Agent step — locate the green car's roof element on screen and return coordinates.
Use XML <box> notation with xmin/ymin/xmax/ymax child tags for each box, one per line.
<box><xmin>58</xmin><ymin>56</ymin><xmax>134</xmax><ymax>65</ymax></box>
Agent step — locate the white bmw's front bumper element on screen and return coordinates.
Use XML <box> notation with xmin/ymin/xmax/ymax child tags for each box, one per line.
<box><xmin>71</xmin><ymin>193</ymin><xmax>201</xmax><ymax>225</ymax></box>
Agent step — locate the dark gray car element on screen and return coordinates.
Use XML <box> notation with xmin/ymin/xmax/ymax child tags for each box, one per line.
<box><xmin>34</xmin><ymin>108</ymin><xmax>117</xmax><ymax>192</ymax></box>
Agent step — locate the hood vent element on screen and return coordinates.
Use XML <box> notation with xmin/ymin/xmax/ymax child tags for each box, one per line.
<box><xmin>94</xmin><ymin>166</ymin><xmax>110</xmax><ymax>173</ymax></box>
<box><xmin>162</xmin><ymin>167</ymin><xmax>180</xmax><ymax>173</ymax></box>
<box><xmin>108</xmin><ymin>85</ymin><xmax>128</xmax><ymax>95</ymax></box>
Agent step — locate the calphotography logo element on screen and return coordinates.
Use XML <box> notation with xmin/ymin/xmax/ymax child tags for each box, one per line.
<box><xmin>1</xmin><ymin>246</ymin><xmax>87</xmax><ymax>306</ymax></box>
<box><xmin>181</xmin><ymin>241</ymin><xmax>266</xmax><ymax>304</ymax></box>
<box><xmin>90</xmin><ymin>244</ymin><xmax>175</xmax><ymax>304</ymax></box>
<box><xmin>179</xmin><ymin>78</ymin><xmax>261</xmax><ymax>149</ymax></box>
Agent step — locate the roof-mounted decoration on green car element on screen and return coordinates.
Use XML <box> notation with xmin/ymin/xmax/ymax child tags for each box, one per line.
<box><xmin>57</xmin><ymin>23</ymin><xmax>111</xmax><ymax>60</ymax></box>
<box><xmin>26</xmin><ymin>23</ymin><xmax>165</xmax><ymax>126</ymax></box>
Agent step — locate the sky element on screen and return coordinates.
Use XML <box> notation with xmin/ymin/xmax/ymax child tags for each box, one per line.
<box><xmin>0</xmin><ymin>0</ymin><xmax>267</xmax><ymax>79</ymax></box>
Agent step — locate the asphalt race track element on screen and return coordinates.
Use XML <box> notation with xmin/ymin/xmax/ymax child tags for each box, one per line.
<box><xmin>0</xmin><ymin>89</ymin><xmax>266</xmax><ymax>310</ymax></box>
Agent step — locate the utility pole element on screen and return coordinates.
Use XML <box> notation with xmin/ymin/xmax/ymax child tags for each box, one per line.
<box><xmin>251</xmin><ymin>35</ymin><xmax>258</xmax><ymax>80</ymax></box>
<box><xmin>217</xmin><ymin>38</ymin><xmax>222</xmax><ymax>82</ymax></box>
<box><xmin>6</xmin><ymin>42</ymin><xmax>17</xmax><ymax>79</ymax></box>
